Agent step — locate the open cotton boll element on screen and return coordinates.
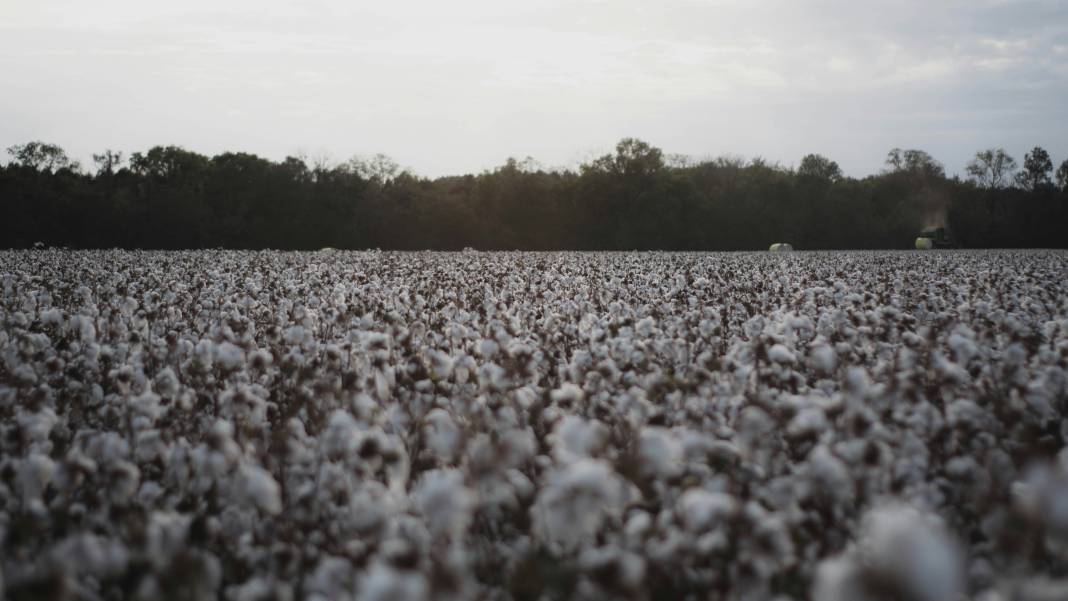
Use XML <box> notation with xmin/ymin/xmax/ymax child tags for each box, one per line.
<box><xmin>16</xmin><ymin>406</ymin><xmax>58</xmax><ymax>445</ymax></box>
<box><xmin>677</xmin><ymin>489</ymin><xmax>738</xmax><ymax>532</ymax></box>
<box><xmin>1013</xmin><ymin>461</ymin><xmax>1068</xmax><ymax>540</ymax></box>
<box><xmin>478</xmin><ymin>338</ymin><xmax>499</xmax><ymax>359</ymax></box>
<box><xmin>947</xmin><ymin>327</ymin><xmax>978</xmax><ymax>364</ymax></box>
<box><xmin>413</xmin><ymin>469</ymin><xmax>474</xmax><ymax>540</ymax></box>
<box><xmin>304</xmin><ymin>556</ymin><xmax>358</xmax><ymax>600</ymax></box>
<box><xmin>107</xmin><ymin>460</ymin><xmax>142</xmax><ymax>505</ymax></box>
<box><xmin>154</xmin><ymin>367</ymin><xmax>181</xmax><ymax>397</ymax></box>
<box><xmin>423</xmin><ymin>409</ymin><xmax>461</xmax><ymax>463</ymax></box>
<box><xmin>193</xmin><ymin>339</ymin><xmax>215</xmax><ymax>371</ymax></box>
<box><xmin>130</xmin><ymin>390</ymin><xmax>162</xmax><ymax>429</ymax></box>
<box><xmin>425</xmin><ymin>349</ymin><xmax>454</xmax><ymax>381</ymax></box>
<box><xmin>477</xmin><ymin>362</ymin><xmax>509</xmax><ymax>392</ymax></box>
<box><xmin>809</xmin><ymin>343</ymin><xmax>837</xmax><ymax>375</ymax></box>
<box><xmin>787</xmin><ymin>407</ymin><xmax>829</xmax><ymax>440</ymax></box>
<box><xmin>322</xmin><ymin>410</ymin><xmax>361</xmax><ymax>460</ymax></box>
<box><xmin>235</xmin><ymin>463</ymin><xmax>282</xmax><ymax>516</ymax></box>
<box><xmin>285</xmin><ymin>325</ymin><xmax>309</xmax><ymax>346</ymax></box>
<box><xmin>228</xmin><ymin>577</ymin><xmax>294</xmax><ymax>601</ymax></box>
<box><xmin>636</xmin><ymin>316</ymin><xmax>657</xmax><ymax>337</ymax></box>
<box><xmin>18</xmin><ymin>453</ymin><xmax>56</xmax><ymax>504</ymax></box>
<box><xmin>637</xmin><ymin>427</ymin><xmax>684</xmax><ymax>478</ymax></box>
<box><xmin>812</xmin><ymin>556</ymin><xmax>879</xmax><ymax>601</ymax></box>
<box><xmin>858</xmin><ymin>504</ymin><xmax>964</xmax><ymax>601</ymax></box>
<box><xmin>550</xmin><ymin>383</ymin><xmax>585</xmax><ymax>405</ymax></box>
<box><xmin>768</xmin><ymin>344</ymin><xmax>796</xmax><ymax>365</ymax></box>
<box><xmin>578</xmin><ymin>546</ymin><xmax>646</xmax><ymax>592</ymax></box>
<box><xmin>50</xmin><ymin>533</ymin><xmax>129</xmax><ymax>577</ymax></box>
<box><xmin>39</xmin><ymin>307</ymin><xmax>63</xmax><ymax>326</ymax></box>
<box><xmin>215</xmin><ymin>341</ymin><xmax>246</xmax><ymax>371</ymax></box>
<box><xmin>532</xmin><ymin>459</ymin><xmax>631</xmax><ymax>553</ymax></box>
<box><xmin>69</xmin><ymin>313</ymin><xmax>96</xmax><ymax>342</ymax></box>
<box><xmin>358</xmin><ymin>563</ymin><xmax>428</xmax><ymax>601</ymax></box>
<box><xmin>805</xmin><ymin>445</ymin><xmax>854</xmax><ymax>505</ymax></box>
<box><xmin>550</xmin><ymin>415</ymin><xmax>607</xmax><ymax>463</ymax></box>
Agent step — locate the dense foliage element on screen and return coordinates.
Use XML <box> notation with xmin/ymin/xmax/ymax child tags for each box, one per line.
<box><xmin>2</xmin><ymin>249</ymin><xmax>1068</xmax><ymax>600</ymax></box>
<box><xmin>2</xmin><ymin>140</ymin><xmax>1066</xmax><ymax>250</ymax></box>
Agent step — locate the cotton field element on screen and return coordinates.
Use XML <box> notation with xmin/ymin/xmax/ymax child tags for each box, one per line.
<box><xmin>2</xmin><ymin>249</ymin><xmax>1068</xmax><ymax>601</ymax></box>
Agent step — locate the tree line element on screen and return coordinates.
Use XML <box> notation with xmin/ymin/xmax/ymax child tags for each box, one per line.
<box><xmin>2</xmin><ymin>139</ymin><xmax>1066</xmax><ymax>250</ymax></box>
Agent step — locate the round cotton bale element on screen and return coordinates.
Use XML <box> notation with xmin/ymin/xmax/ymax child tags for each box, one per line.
<box><xmin>769</xmin><ymin>243</ymin><xmax>794</xmax><ymax>252</ymax></box>
<box><xmin>915</xmin><ymin>238</ymin><xmax>933</xmax><ymax>250</ymax></box>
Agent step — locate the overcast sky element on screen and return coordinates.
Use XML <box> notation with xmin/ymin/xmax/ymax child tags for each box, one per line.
<box><xmin>2</xmin><ymin>0</ymin><xmax>1066</xmax><ymax>177</ymax></box>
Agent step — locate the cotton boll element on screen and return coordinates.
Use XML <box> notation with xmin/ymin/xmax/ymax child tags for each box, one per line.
<box><xmin>1008</xmin><ymin>578</ymin><xmax>1068</xmax><ymax>601</ymax></box>
<box><xmin>154</xmin><ymin>367</ymin><xmax>181</xmax><ymax>397</ymax></box>
<box><xmin>550</xmin><ymin>416</ymin><xmax>607</xmax><ymax>463</ymax></box>
<box><xmin>625</xmin><ymin>510</ymin><xmax>652</xmax><ymax>541</ymax></box>
<box><xmin>637</xmin><ymin>427</ymin><xmax>684</xmax><ymax>479</ymax></box>
<box><xmin>138</xmin><ymin>480</ymin><xmax>165</xmax><ymax>507</ymax></box>
<box><xmin>945</xmin><ymin>399</ymin><xmax>987</xmax><ymax>431</ymax></box>
<box><xmin>50</xmin><ymin>533</ymin><xmax>129</xmax><ymax>578</ymax></box>
<box><xmin>249</xmin><ymin>348</ymin><xmax>273</xmax><ymax>370</ymax></box>
<box><xmin>18</xmin><ymin>453</ymin><xmax>56</xmax><ymax>505</ymax></box>
<box><xmin>1013</xmin><ymin>462</ymin><xmax>1068</xmax><ymax>540</ymax></box>
<box><xmin>787</xmin><ymin>407</ymin><xmax>828</xmax><ymax>440</ymax></box>
<box><xmin>768</xmin><ymin>344</ymin><xmax>796</xmax><ymax>364</ymax></box>
<box><xmin>107</xmin><ymin>460</ymin><xmax>142</xmax><ymax>505</ymax></box>
<box><xmin>304</xmin><ymin>556</ymin><xmax>357</xmax><ymax>600</ymax></box>
<box><xmin>812</xmin><ymin>556</ymin><xmax>878</xmax><ymax>601</ymax></box>
<box><xmin>478</xmin><ymin>338</ymin><xmax>499</xmax><ymax>359</ymax></box>
<box><xmin>532</xmin><ymin>459</ymin><xmax>630</xmax><ymax>553</ymax></box>
<box><xmin>17</xmin><ymin>406</ymin><xmax>58</xmax><ymax>446</ymax></box>
<box><xmin>947</xmin><ymin>326</ymin><xmax>978</xmax><ymax>364</ymax></box>
<box><xmin>70</xmin><ymin>314</ymin><xmax>96</xmax><ymax>342</ymax></box>
<box><xmin>809</xmin><ymin>344</ymin><xmax>837</xmax><ymax>375</ymax></box>
<box><xmin>228</xmin><ymin>577</ymin><xmax>294</xmax><ymax>601</ymax></box>
<box><xmin>193</xmin><ymin>339</ymin><xmax>215</xmax><ymax>371</ymax></box>
<box><xmin>236</xmin><ymin>463</ymin><xmax>282</xmax><ymax>515</ymax></box>
<box><xmin>322</xmin><ymin>410</ymin><xmax>361</xmax><ymax>460</ymax></box>
<box><xmin>677</xmin><ymin>489</ymin><xmax>738</xmax><ymax>532</ymax></box>
<box><xmin>578</xmin><ymin>546</ymin><xmax>646</xmax><ymax>592</ymax></box>
<box><xmin>130</xmin><ymin>390</ymin><xmax>162</xmax><ymax>429</ymax></box>
<box><xmin>805</xmin><ymin>445</ymin><xmax>854</xmax><ymax>505</ymax></box>
<box><xmin>425</xmin><ymin>349</ymin><xmax>454</xmax><ymax>381</ymax></box>
<box><xmin>134</xmin><ymin>429</ymin><xmax>168</xmax><ymax>464</ymax></box>
<box><xmin>413</xmin><ymin>469</ymin><xmax>474</xmax><ymax>541</ymax></box>
<box><xmin>858</xmin><ymin>504</ymin><xmax>964</xmax><ymax>601</ymax></box>
<box><xmin>358</xmin><ymin>563</ymin><xmax>428</xmax><ymax>601</ymax></box>
<box><xmin>423</xmin><ymin>409</ymin><xmax>461</xmax><ymax>463</ymax></box>
<box><xmin>549</xmin><ymin>383</ymin><xmax>585</xmax><ymax>405</ymax></box>
<box><xmin>216</xmin><ymin>341</ymin><xmax>246</xmax><ymax>371</ymax></box>
<box><xmin>285</xmin><ymin>325</ymin><xmax>309</xmax><ymax>346</ymax></box>
<box><xmin>844</xmin><ymin>367</ymin><xmax>871</xmax><ymax>397</ymax></box>
<box><xmin>477</xmin><ymin>362</ymin><xmax>509</xmax><ymax>392</ymax></box>
<box><xmin>636</xmin><ymin>316</ymin><xmax>656</xmax><ymax>337</ymax></box>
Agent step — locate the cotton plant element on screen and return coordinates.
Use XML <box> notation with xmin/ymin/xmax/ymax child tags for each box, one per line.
<box><xmin>0</xmin><ymin>249</ymin><xmax>1067</xmax><ymax>599</ymax></box>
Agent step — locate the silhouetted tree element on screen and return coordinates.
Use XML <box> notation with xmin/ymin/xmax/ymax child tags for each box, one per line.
<box><xmin>1057</xmin><ymin>159</ymin><xmax>1068</xmax><ymax>191</ymax></box>
<box><xmin>966</xmin><ymin>148</ymin><xmax>1016</xmax><ymax>188</ymax></box>
<box><xmin>885</xmin><ymin>148</ymin><xmax>945</xmax><ymax>179</ymax></box>
<box><xmin>1</xmin><ymin>139</ymin><xmax>1065</xmax><ymax>251</ymax></box>
<box><xmin>7</xmin><ymin>141</ymin><xmax>79</xmax><ymax>172</ymax></box>
<box><xmin>1016</xmin><ymin>146</ymin><xmax>1053</xmax><ymax>190</ymax></box>
<box><xmin>798</xmin><ymin>154</ymin><xmax>842</xmax><ymax>182</ymax></box>
<box><xmin>92</xmin><ymin>150</ymin><xmax>124</xmax><ymax>176</ymax></box>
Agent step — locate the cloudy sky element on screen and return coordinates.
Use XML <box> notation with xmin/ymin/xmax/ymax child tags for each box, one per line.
<box><xmin>2</xmin><ymin>0</ymin><xmax>1066</xmax><ymax>177</ymax></box>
